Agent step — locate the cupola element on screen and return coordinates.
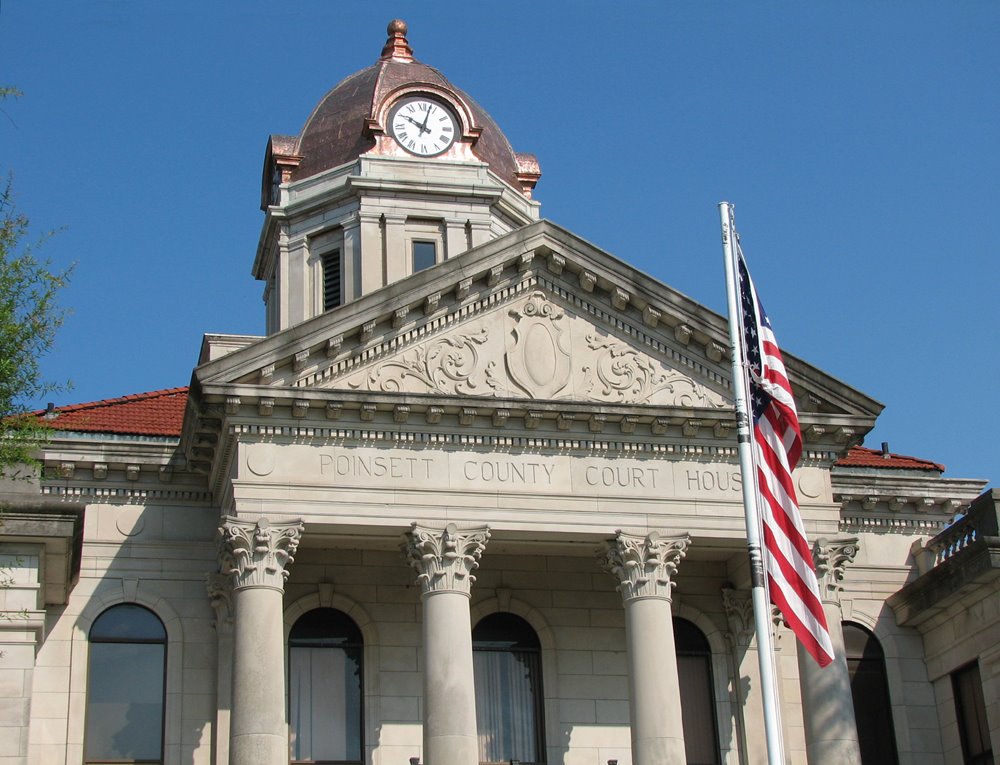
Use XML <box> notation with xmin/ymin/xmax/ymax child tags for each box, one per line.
<box><xmin>253</xmin><ymin>20</ymin><xmax>542</xmax><ymax>335</ymax></box>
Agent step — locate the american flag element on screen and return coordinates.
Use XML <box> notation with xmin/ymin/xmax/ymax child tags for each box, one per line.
<box><xmin>736</xmin><ymin>241</ymin><xmax>835</xmax><ymax>667</ymax></box>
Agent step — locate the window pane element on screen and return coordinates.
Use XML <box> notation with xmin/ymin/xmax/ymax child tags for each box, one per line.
<box><xmin>289</xmin><ymin>646</ymin><xmax>363</xmax><ymax>762</ymax></box>
<box><xmin>843</xmin><ymin>623</ymin><xmax>899</xmax><ymax>765</ymax></box>
<box><xmin>674</xmin><ymin>618</ymin><xmax>719</xmax><ymax>765</ymax></box>
<box><xmin>473</xmin><ymin>614</ymin><xmax>544</xmax><ymax>764</ymax></box>
<box><xmin>412</xmin><ymin>241</ymin><xmax>436</xmax><ymax>272</ymax></box>
<box><xmin>85</xmin><ymin>642</ymin><xmax>164</xmax><ymax>762</ymax></box>
<box><xmin>953</xmin><ymin>662</ymin><xmax>993</xmax><ymax>764</ymax></box>
<box><xmin>288</xmin><ymin>608</ymin><xmax>364</xmax><ymax>764</ymax></box>
<box><xmin>90</xmin><ymin>603</ymin><xmax>165</xmax><ymax>642</ymax></box>
<box><xmin>474</xmin><ymin>649</ymin><xmax>541</xmax><ymax>763</ymax></box>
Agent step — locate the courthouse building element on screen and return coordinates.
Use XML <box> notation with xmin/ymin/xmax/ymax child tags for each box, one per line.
<box><xmin>2</xmin><ymin>19</ymin><xmax>998</xmax><ymax>765</ymax></box>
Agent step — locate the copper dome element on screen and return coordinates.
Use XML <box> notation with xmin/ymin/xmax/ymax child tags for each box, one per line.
<box><xmin>279</xmin><ymin>21</ymin><xmax>534</xmax><ymax>193</ymax></box>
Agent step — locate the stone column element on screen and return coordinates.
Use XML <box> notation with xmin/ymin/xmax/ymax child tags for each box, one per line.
<box><xmin>797</xmin><ymin>536</ymin><xmax>862</xmax><ymax>765</ymax></box>
<box><xmin>602</xmin><ymin>531</ymin><xmax>690</xmax><ymax>765</ymax></box>
<box><xmin>404</xmin><ymin>523</ymin><xmax>490</xmax><ymax>765</ymax></box>
<box><xmin>219</xmin><ymin>517</ymin><xmax>303</xmax><ymax>765</ymax></box>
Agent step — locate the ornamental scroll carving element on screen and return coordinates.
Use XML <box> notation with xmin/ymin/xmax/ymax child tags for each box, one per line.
<box><xmin>404</xmin><ymin>523</ymin><xmax>490</xmax><ymax>596</ymax></box>
<box><xmin>338</xmin><ymin>292</ymin><xmax>726</xmax><ymax>406</ymax></box>
<box><xmin>348</xmin><ymin>327</ymin><xmax>490</xmax><ymax>395</ymax></box>
<box><xmin>602</xmin><ymin>531</ymin><xmax>690</xmax><ymax>603</ymax></box>
<box><xmin>584</xmin><ymin>334</ymin><xmax>724</xmax><ymax>407</ymax></box>
<box><xmin>812</xmin><ymin>536</ymin><xmax>859</xmax><ymax>604</ymax></box>
<box><xmin>218</xmin><ymin>517</ymin><xmax>303</xmax><ymax>592</ymax></box>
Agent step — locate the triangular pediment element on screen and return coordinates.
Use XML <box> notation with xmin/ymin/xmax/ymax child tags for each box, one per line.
<box><xmin>195</xmin><ymin>220</ymin><xmax>882</xmax><ymax>424</ymax></box>
<box><xmin>314</xmin><ymin>286</ymin><xmax>729</xmax><ymax>407</ymax></box>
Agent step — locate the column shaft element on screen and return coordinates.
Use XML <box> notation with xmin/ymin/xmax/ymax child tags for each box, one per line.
<box><xmin>422</xmin><ymin>591</ymin><xmax>479</xmax><ymax>765</ymax></box>
<box><xmin>625</xmin><ymin>597</ymin><xmax>686</xmax><ymax>764</ymax></box>
<box><xmin>231</xmin><ymin>587</ymin><xmax>287</xmax><ymax>763</ymax></box>
<box><xmin>798</xmin><ymin>605</ymin><xmax>861</xmax><ymax>765</ymax></box>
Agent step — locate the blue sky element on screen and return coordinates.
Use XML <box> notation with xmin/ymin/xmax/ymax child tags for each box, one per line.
<box><xmin>3</xmin><ymin>2</ymin><xmax>997</xmax><ymax>484</ymax></box>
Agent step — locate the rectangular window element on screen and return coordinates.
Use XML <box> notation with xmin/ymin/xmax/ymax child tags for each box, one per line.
<box><xmin>322</xmin><ymin>249</ymin><xmax>342</xmax><ymax>311</ymax></box>
<box><xmin>952</xmin><ymin>661</ymin><xmax>993</xmax><ymax>765</ymax></box>
<box><xmin>412</xmin><ymin>240</ymin><xmax>436</xmax><ymax>273</ymax></box>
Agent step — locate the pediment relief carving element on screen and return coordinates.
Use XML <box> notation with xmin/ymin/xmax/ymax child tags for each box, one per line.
<box><xmin>332</xmin><ymin>290</ymin><xmax>727</xmax><ymax>407</ymax></box>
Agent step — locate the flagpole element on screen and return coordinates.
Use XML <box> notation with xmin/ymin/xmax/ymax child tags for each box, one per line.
<box><xmin>719</xmin><ymin>201</ymin><xmax>786</xmax><ymax>765</ymax></box>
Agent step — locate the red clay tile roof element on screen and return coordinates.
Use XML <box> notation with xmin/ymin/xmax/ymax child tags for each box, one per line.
<box><xmin>34</xmin><ymin>387</ymin><xmax>188</xmax><ymax>437</ymax></box>
<box><xmin>835</xmin><ymin>446</ymin><xmax>944</xmax><ymax>472</ymax></box>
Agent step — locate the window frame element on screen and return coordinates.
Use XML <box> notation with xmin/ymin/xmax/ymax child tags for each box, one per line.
<box><xmin>83</xmin><ymin>603</ymin><xmax>168</xmax><ymax>765</ymax></box>
<box><xmin>952</xmin><ymin>660</ymin><xmax>993</xmax><ymax>765</ymax></box>
<box><xmin>673</xmin><ymin>616</ymin><xmax>721</xmax><ymax>765</ymax></box>
<box><xmin>842</xmin><ymin>621</ymin><xmax>900</xmax><ymax>765</ymax></box>
<box><xmin>287</xmin><ymin>607</ymin><xmax>365</xmax><ymax>765</ymax></box>
<box><xmin>472</xmin><ymin>612</ymin><xmax>546</xmax><ymax>765</ymax></box>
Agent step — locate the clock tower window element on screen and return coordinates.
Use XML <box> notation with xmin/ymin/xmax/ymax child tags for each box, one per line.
<box><xmin>322</xmin><ymin>249</ymin><xmax>342</xmax><ymax>311</ymax></box>
<box><xmin>412</xmin><ymin>240</ymin><xmax>436</xmax><ymax>273</ymax></box>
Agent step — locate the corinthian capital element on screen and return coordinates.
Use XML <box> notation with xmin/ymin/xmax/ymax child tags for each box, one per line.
<box><xmin>404</xmin><ymin>523</ymin><xmax>490</xmax><ymax>596</ymax></box>
<box><xmin>812</xmin><ymin>536</ymin><xmax>859</xmax><ymax>604</ymax></box>
<box><xmin>219</xmin><ymin>517</ymin><xmax>304</xmax><ymax>592</ymax></box>
<box><xmin>602</xmin><ymin>531</ymin><xmax>690</xmax><ymax>603</ymax></box>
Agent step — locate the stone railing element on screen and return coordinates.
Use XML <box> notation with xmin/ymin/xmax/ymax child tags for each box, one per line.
<box><xmin>925</xmin><ymin>489</ymin><xmax>999</xmax><ymax>567</ymax></box>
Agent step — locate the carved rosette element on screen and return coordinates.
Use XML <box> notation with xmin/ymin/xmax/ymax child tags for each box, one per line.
<box><xmin>206</xmin><ymin>572</ymin><xmax>233</xmax><ymax>632</ymax></box>
<box><xmin>602</xmin><ymin>531</ymin><xmax>690</xmax><ymax>603</ymax></box>
<box><xmin>812</xmin><ymin>536</ymin><xmax>860</xmax><ymax>604</ymax></box>
<box><xmin>218</xmin><ymin>517</ymin><xmax>304</xmax><ymax>592</ymax></box>
<box><xmin>721</xmin><ymin>587</ymin><xmax>755</xmax><ymax>649</ymax></box>
<box><xmin>404</xmin><ymin>523</ymin><xmax>490</xmax><ymax>597</ymax></box>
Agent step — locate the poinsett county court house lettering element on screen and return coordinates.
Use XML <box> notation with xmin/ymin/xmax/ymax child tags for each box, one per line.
<box><xmin>244</xmin><ymin>443</ymin><xmax>744</xmax><ymax>499</ymax></box>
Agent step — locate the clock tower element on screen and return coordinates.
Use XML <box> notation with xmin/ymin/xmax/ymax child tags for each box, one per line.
<box><xmin>254</xmin><ymin>20</ymin><xmax>542</xmax><ymax>334</ymax></box>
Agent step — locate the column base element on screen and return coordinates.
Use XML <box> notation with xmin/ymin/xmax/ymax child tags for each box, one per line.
<box><xmin>230</xmin><ymin>732</ymin><xmax>288</xmax><ymax>765</ymax></box>
<box><xmin>634</xmin><ymin>736</ymin><xmax>687</xmax><ymax>765</ymax></box>
<box><xmin>425</xmin><ymin>733</ymin><xmax>480</xmax><ymax>765</ymax></box>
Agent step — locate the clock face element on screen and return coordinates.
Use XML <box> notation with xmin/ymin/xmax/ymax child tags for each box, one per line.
<box><xmin>389</xmin><ymin>97</ymin><xmax>457</xmax><ymax>157</ymax></box>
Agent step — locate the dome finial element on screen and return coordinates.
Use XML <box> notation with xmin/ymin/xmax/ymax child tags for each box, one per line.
<box><xmin>380</xmin><ymin>19</ymin><xmax>414</xmax><ymax>62</ymax></box>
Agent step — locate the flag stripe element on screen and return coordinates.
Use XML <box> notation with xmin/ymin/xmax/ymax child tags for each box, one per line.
<box><xmin>736</xmin><ymin>238</ymin><xmax>834</xmax><ymax>668</ymax></box>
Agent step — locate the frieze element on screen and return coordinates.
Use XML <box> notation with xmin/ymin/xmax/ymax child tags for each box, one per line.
<box><xmin>240</xmin><ymin>442</ymin><xmax>770</xmax><ymax>501</ymax></box>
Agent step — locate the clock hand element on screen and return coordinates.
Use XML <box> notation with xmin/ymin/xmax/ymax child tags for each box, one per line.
<box><xmin>403</xmin><ymin>115</ymin><xmax>424</xmax><ymax>130</ymax></box>
<box><xmin>419</xmin><ymin>108</ymin><xmax>432</xmax><ymax>134</ymax></box>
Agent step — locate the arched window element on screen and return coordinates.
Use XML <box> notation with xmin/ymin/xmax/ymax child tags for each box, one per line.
<box><xmin>674</xmin><ymin>617</ymin><xmax>720</xmax><ymax>765</ymax></box>
<box><xmin>84</xmin><ymin>603</ymin><xmax>166</xmax><ymax>764</ymax></box>
<box><xmin>288</xmin><ymin>608</ymin><xmax>364</xmax><ymax>764</ymax></box>
<box><xmin>843</xmin><ymin>622</ymin><xmax>899</xmax><ymax>765</ymax></box>
<box><xmin>473</xmin><ymin>613</ymin><xmax>545</xmax><ymax>764</ymax></box>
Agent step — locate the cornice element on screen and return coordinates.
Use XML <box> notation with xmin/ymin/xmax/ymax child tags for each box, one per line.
<box><xmin>834</xmin><ymin>471</ymin><xmax>987</xmax><ymax>535</ymax></box>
